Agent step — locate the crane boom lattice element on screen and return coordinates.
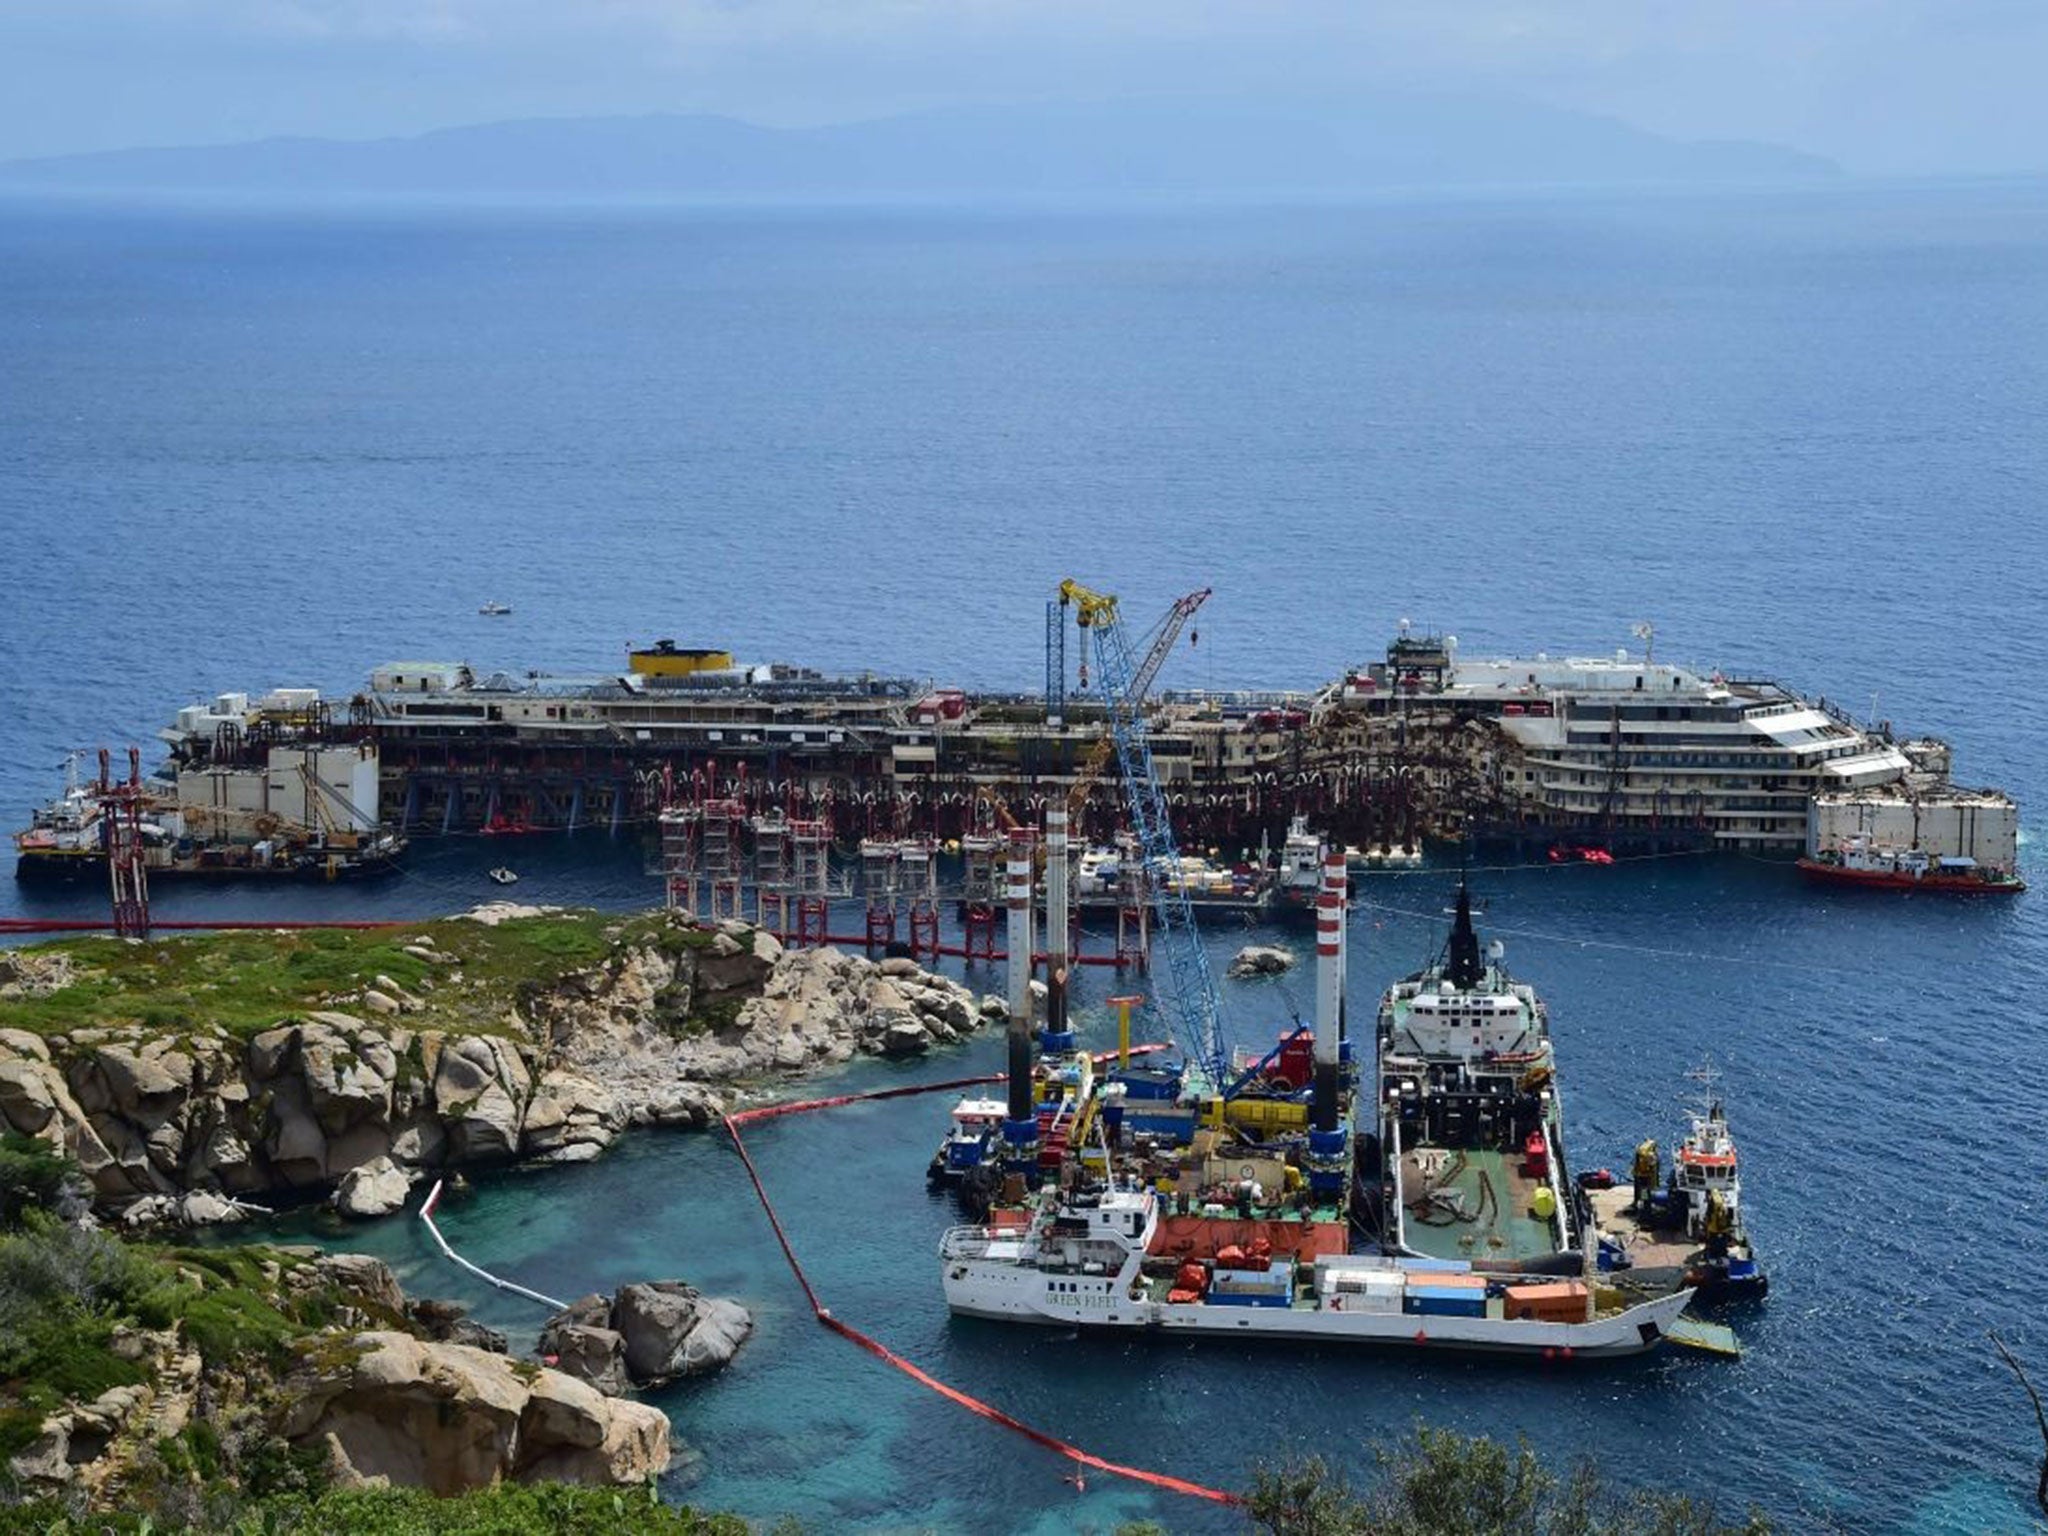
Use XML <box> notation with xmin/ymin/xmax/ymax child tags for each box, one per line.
<box><xmin>1059</xmin><ymin>579</ymin><xmax>1227</xmax><ymax>1083</ymax></box>
<box><xmin>1065</xmin><ymin>586</ymin><xmax>1210</xmax><ymax>830</ymax></box>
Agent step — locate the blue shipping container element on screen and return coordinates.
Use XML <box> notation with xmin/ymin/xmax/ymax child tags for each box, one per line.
<box><xmin>1209</xmin><ymin>1262</ymin><xmax>1294</xmax><ymax>1308</ymax></box>
<box><xmin>1403</xmin><ymin>1288</ymin><xmax>1487</xmax><ymax>1319</ymax></box>
<box><xmin>1206</xmin><ymin>1287</ymin><xmax>1294</xmax><ymax>1309</ymax></box>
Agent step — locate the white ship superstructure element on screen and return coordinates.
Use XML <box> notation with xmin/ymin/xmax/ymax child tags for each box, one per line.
<box><xmin>1345</xmin><ymin>636</ymin><xmax>1914</xmax><ymax>853</ymax></box>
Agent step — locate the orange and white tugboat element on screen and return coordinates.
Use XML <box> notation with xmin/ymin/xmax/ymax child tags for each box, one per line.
<box><xmin>1584</xmin><ymin>1074</ymin><xmax>1766</xmax><ymax>1305</ymax></box>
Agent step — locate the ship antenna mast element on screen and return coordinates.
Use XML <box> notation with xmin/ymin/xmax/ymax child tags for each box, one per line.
<box><xmin>1445</xmin><ymin>881</ymin><xmax>1484</xmax><ymax>990</ymax></box>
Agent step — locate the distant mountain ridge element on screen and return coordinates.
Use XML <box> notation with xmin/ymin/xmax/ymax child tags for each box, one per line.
<box><xmin>0</xmin><ymin>97</ymin><xmax>1842</xmax><ymax>200</ymax></box>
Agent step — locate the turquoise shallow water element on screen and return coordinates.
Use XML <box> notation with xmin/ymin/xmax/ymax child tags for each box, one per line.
<box><xmin>4</xmin><ymin>179</ymin><xmax>2046</xmax><ymax>1529</ymax></box>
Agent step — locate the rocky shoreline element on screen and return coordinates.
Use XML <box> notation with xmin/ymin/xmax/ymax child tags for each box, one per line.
<box><xmin>0</xmin><ymin>906</ymin><xmax>995</xmax><ymax>1226</ymax></box>
<box><xmin>6</xmin><ymin>1240</ymin><xmax>727</xmax><ymax>1502</ymax></box>
<box><xmin>0</xmin><ymin>906</ymin><xmax>989</xmax><ymax>1511</ymax></box>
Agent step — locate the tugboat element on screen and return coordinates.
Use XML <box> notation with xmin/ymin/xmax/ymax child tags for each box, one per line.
<box><xmin>1368</xmin><ymin>884</ymin><xmax>1587</xmax><ymax>1278</ymax></box>
<box><xmin>1797</xmin><ymin>836</ymin><xmax>2023</xmax><ymax>894</ymax></box>
<box><xmin>1584</xmin><ymin>1079</ymin><xmax>1767</xmax><ymax>1304</ymax></box>
<box><xmin>927</xmin><ymin>1096</ymin><xmax>1007</xmax><ymax>1190</ymax></box>
<box><xmin>1272</xmin><ymin>814</ymin><xmax>1324</xmax><ymax>918</ymax></box>
<box><xmin>10</xmin><ymin>755</ymin><xmax>102</xmax><ymax>880</ymax></box>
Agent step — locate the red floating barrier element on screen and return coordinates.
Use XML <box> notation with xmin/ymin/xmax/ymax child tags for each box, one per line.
<box><xmin>722</xmin><ymin>1061</ymin><xmax>1239</xmax><ymax>1507</ymax></box>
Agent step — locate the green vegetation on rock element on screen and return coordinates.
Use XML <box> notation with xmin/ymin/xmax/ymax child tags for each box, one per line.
<box><xmin>1247</xmin><ymin>1428</ymin><xmax>1770</xmax><ymax>1535</ymax></box>
<box><xmin>0</xmin><ymin>1135</ymin><xmax>357</xmax><ymax>1490</ymax></box>
<box><xmin>0</xmin><ymin>1480</ymin><xmax>753</xmax><ymax>1534</ymax></box>
<box><xmin>0</xmin><ymin>909</ymin><xmax>672</xmax><ymax>1042</ymax></box>
<box><xmin>0</xmin><ymin>1134</ymin><xmax>81</xmax><ymax>1228</ymax></box>
<box><xmin>0</xmin><ymin>1141</ymin><xmax>679</xmax><ymax>1520</ymax></box>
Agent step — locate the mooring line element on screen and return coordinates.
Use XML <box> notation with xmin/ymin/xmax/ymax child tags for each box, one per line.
<box><xmin>418</xmin><ymin>1178</ymin><xmax>570</xmax><ymax>1312</ymax></box>
<box><xmin>722</xmin><ymin>1061</ymin><xmax>1242</xmax><ymax>1508</ymax></box>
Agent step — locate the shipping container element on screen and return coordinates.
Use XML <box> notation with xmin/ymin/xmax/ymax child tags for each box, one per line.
<box><xmin>1504</xmin><ymin>1281</ymin><xmax>1589</xmax><ymax>1322</ymax></box>
<box><xmin>1209</xmin><ymin>1260</ymin><xmax>1295</xmax><ymax>1308</ymax></box>
<box><xmin>1404</xmin><ymin>1282</ymin><xmax>1487</xmax><ymax>1319</ymax></box>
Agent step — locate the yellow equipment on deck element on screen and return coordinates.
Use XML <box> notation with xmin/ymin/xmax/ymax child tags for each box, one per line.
<box><xmin>629</xmin><ymin>642</ymin><xmax>733</xmax><ymax>678</ymax></box>
<box><xmin>1109</xmin><ymin>995</ymin><xmax>1142</xmax><ymax>1070</ymax></box>
<box><xmin>1069</xmin><ymin>1093</ymin><xmax>1100</xmax><ymax>1156</ymax></box>
<box><xmin>1702</xmin><ymin>1189</ymin><xmax>1732</xmax><ymax>1239</ymax></box>
<box><xmin>1199</xmin><ymin>1094</ymin><xmax>1310</xmax><ymax>1137</ymax></box>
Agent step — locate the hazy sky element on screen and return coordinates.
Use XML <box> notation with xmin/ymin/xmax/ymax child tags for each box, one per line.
<box><xmin>3</xmin><ymin>0</ymin><xmax>2043</xmax><ymax>175</ymax></box>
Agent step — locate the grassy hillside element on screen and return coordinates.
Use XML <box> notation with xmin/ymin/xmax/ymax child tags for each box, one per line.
<box><xmin>0</xmin><ymin>910</ymin><xmax>704</xmax><ymax>1042</ymax></box>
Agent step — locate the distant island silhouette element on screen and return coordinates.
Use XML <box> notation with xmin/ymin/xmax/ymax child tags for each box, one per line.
<box><xmin>0</xmin><ymin>95</ymin><xmax>1840</xmax><ymax>200</ymax></box>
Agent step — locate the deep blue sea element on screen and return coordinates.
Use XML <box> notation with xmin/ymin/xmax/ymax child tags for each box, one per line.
<box><xmin>2</xmin><ymin>182</ymin><xmax>2046</xmax><ymax>1532</ymax></box>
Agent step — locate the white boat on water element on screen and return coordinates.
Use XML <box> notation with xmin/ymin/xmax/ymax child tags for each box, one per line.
<box><xmin>479</xmin><ymin>601</ymin><xmax>512</xmax><ymax>616</ymax></box>
<box><xmin>939</xmin><ymin>1181</ymin><xmax>1693</xmax><ymax>1357</ymax></box>
<box><xmin>1069</xmin><ymin>842</ymin><xmax>1271</xmax><ymax>911</ymax></box>
<box><xmin>1345</xmin><ymin>842</ymin><xmax>1423</xmax><ymax>871</ymax></box>
<box><xmin>926</xmin><ymin>1096</ymin><xmax>1006</xmax><ymax>1187</ymax></box>
<box><xmin>1590</xmin><ymin>1076</ymin><xmax>1769</xmax><ymax>1305</ymax></box>
<box><xmin>1272</xmin><ymin>814</ymin><xmax>1323</xmax><ymax>915</ymax></box>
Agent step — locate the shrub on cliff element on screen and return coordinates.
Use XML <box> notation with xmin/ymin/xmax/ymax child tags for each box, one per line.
<box><xmin>0</xmin><ymin>1134</ymin><xmax>84</xmax><ymax>1229</ymax></box>
<box><xmin>1247</xmin><ymin>1427</ymin><xmax>1771</xmax><ymax>1535</ymax></box>
<box><xmin>0</xmin><ymin>1480</ymin><xmax>752</xmax><ymax>1534</ymax></box>
<box><xmin>0</xmin><ymin>1216</ymin><xmax>158</xmax><ymax>1459</ymax></box>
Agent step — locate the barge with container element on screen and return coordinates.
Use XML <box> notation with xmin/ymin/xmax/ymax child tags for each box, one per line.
<box><xmin>939</xmin><ymin>1182</ymin><xmax>1693</xmax><ymax>1356</ymax></box>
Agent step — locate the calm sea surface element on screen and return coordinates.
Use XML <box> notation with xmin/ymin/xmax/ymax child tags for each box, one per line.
<box><xmin>2</xmin><ymin>182</ymin><xmax>2045</xmax><ymax>1532</ymax></box>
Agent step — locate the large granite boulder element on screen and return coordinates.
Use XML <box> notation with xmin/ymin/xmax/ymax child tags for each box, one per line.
<box><xmin>298</xmin><ymin>1020</ymin><xmax>398</xmax><ymax>1133</ymax></box>
<box><xmin>1228</xmin><ymin>944</ymin><xmax>1297</xmax><ymax>978</ymax></box>
<box><xmin>520</xmin><ymin>1068</ymin><xmax>620</xmax><ymax>1164</ymax></box>
<box><xmin>333</xmin><ymin>1155</ymin><xmax>414</xmax><ymax>1219</ymax></box>
<box><xmin>282</xmin><ymin>1331</ymin><xmax>669</xmax><ymax>1493</ymax></box>
<box><xmin>296</xmin><ymin>1252</ymin><xmax>410</xmax><ymax>1317</ymax></box>
<box><xmin>516</xmin><ymin>1370</ymin><xmax>672</xmax><ymax>1486</ymax></box>
<box><xmin>879</xmin><ymin>1020</ymin><xmax>931</xmax><ymax>1057</ymax></box>
<box><xmin>406</xmin><ymin>1296</ymin><xmax>507</xmax><ymax>1354</ymax></box>
<box><xmin>431</xmin><ymin>1035</ymin><xmax>530</xmax><ymax>1162</ymax></box>
<box><xmin>611</xmin><ymin>1281</ymin><xmax>753</xmax><ymax>1387</ymax></box>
